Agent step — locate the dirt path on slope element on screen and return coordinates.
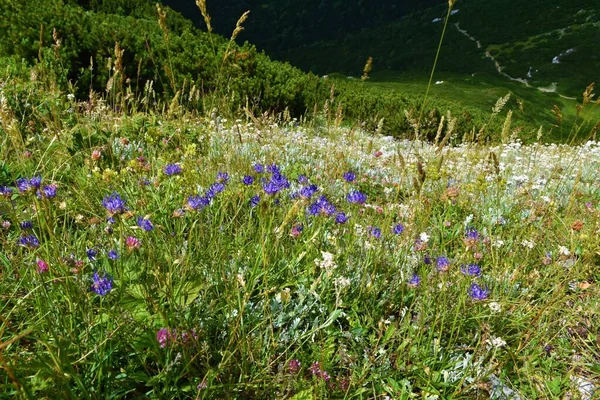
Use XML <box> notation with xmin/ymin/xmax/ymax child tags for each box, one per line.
<box><xmin>453</xmin><ymin>22</ymin><xmax>577</xmax><ymax>100</ymax></box>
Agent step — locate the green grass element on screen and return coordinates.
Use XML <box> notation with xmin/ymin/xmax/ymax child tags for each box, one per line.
<box><xmin>364</xmin><ymin>70</ymin><xmax>598</xmax><ymax>142</ymax></box>
<box><xmin>1</xmin><ymin>55</ymin><xmax>600</xmax><ymax>399</ymax></box>
<box><xmin>1</xmin><ymin>2</ymin><xmax>600</xmax><ymax>398</ymax></box>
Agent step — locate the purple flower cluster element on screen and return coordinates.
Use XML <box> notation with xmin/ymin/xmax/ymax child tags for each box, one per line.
<box><xmin>0</xmin><ymin>185</ymin><xmax>13</xmax><ymax>198</ymax></box>
<box><xmin>16</xmin><ymin>176</ymin><xmax>42</xmax><ymax>193</ymax></box>
<box><xmin>216</xmin><ymin>171</ymin><xmax>229</xmax><ymax>183</ymax></box>
<box><xmin>186</xmin><ymin>195</ymin><xmax>210</xmax><ymax>211</ymax></box>
<box><xmin>288</xmin><ymin>359</ymin><xmax>301</xmax><ymax>374</ymax></box>
<box><xmin>346</xmin><ymin>190</ymin><xmax>367</xmax><ymax>205</ymax></box>
<box><xmin>18</xmin><ymin>234</ymin><xmax>39</xmax><ymax>248</ymax></box>
<box><xmin>249</xmin><ymin>195</ymin><xmax>260</xmax><ymax>207</ymax></box>
<box><xmin>164</xmin><ymin>163</ymin><xmax>182</xmax><ymax>176</ymax></box>
<box><xmin>368</xmin><ymin>226</ymin><xmax>381</xmax><ymax>239</ymax></box>
<box><xmin>343</xmin><ymin>171</ymin><xmax>356</xmax><ymax>183</ymax></box>
<box><xmin>253</xmin><ymin>163</ymin><xmax>265</xmax><ymax>173</ymax></box>
<box><xmin>460</xmin><ymin>264</ymin><xmax>482</xmax><ymax>277</ymax></box>
<box><xmin>436</xmin><ymin>256</ymin><xmax>451</xmax><ymax>272</ymax></box>
<box><xmin>335</xmin><ymin>212</ymin><xmax>348</xmax><ymax>224</ymax></box>
<box><xmin>308</xmin><ymin>195</ymin><xmax>336</xmax><ymax>216</ymax></box>
<box><xmin>156</xmin><ymin>327</ymin><xmax>198</xmax><ymax>348</ymax></box>
<box><xmin>242</xmin><ymin>175</ymin><xmax>254</xmax><ymax>185</ymax></box>
<box><xmin>262</xmin><ymin>168</ymin><xmax>290</xmax><ymax>195</ymax></box>
<box><xmin>408</xmin><ymin>273</ymin><xmax>420</xmax><ymax>287</ymax></box>
<box><xmin>393</xmin><ymin>223</ymin><xmax>404</xmax><ymax>235</ymax></box>
<box><xmin>298</xmin><ymin>184</ymin><xmax>318</xmax><ymax>199</ymax></box>
<box><xmin>38</xmin><ymin>184</ymin><xmax>58</xmax><ymax>199</ymax></box>
<box><xmin>102</xmin><ymin>192</ymin><xmax>127</xmax><ymax>215</ymax></box>
<box><xmin>310</xmin><ymin>361</ymin><xmax>330</xmax><ymax>382</ymax></box>
<box><xmin>20</xmin><ymin>221</ymin><xmax>33</xmax><ymax>230</ymax></box>
<box><xmin>91</xmin><ymin>271</ymin><xmax>113</xmax><ymax>295</ymax></box>
<box><xmin>87</xmin><ymin>248</ymin><xmax>98</xmax><ymax>261</ymax></box>
<box><xmin>137</xmin><ymin>216</ymin><xmax>154</xmax><ymax>231</ymax></box>
<box><xmin>186</xmin><ymin>172</ymin><xmax>230</xmax><ymax>211</ymax></box>
<box><xmin>468</xmin><ymin>283</ymin><xmax>489</xmax><ymax>300</ymax></box>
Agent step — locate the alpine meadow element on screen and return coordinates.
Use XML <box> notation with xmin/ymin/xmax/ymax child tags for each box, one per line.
<box><xmin>0</xmin><ymin>0</ymin><xmax>599</xmax><ymax>399</ymax></box>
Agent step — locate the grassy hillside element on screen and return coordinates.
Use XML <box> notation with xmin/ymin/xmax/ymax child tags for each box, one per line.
<box><xmin>279</xmin><ymin>0</ymin><xmax>599</xmax><ymax>98</ymax></box>
<box><xmin>363</xmin><ymin>71</ymin><xmax>598</xmax><ymax>142</ymax></box>
<box><xmin>1</xmin><ymin>56</ymin><xmax>600</xmax><ymax>398</ymax></box>
<box><xmin>1</xmin><ymin>0</ymin><xmax>541</xmax><ymax>142</ymax></box>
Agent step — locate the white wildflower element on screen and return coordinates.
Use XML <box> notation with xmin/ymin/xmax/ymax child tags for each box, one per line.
<box><xmin>488</xmin><ymin>302</ymin><xmax>501</xmax><ymax>313</ymax></box>
<box><xmin>492</xmin><ymin>239</ymin><xmax>505</xmax><ymax>248</ymax></box>
<box><xmin>558</xmin><ymin>246</ymin><xmax>570</xmax><ymax>256</ymax></box>
<box><xmin>334</xmin><ymin>276</ymin><xmax>351</xmax><ymax>289</ymax></box>
<box><xmin>487</xmin><ymin>336</ymin><xmax>507</xmax><ymax>349</ymax></box>
<box><xmin>315</xmin><ymin>251</ymin><xmax>337</xmax><ymax>276</ymax></box>
<box><xmin>419</xmin><ymin>232</ymin><xmax>430</xmax><ymax>243</ymax></box>
<box><xmin>464</xmin><ymin>214</ymin><xmax>473</xmax><ymax>228</ymax></box>
<box><xmin>521</xmin><ymin>239</ymin><xmax>535</xmax><ymax>249</ymax></box>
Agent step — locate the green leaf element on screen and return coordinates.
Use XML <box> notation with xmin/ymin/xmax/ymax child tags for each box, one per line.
<box><xmin>174</xmin><ymin>280</ymin><xmax>203</xmax><ymax>307</ymax></box>
<box><xmin>289</xmin><ymin>389</ymin><xmax>314</xmax><ymax>400</ymax></box>
<box><xmin>0</xmin><ymin>252</ymin><xmax>11</xmax><ymax>269</ymax></box>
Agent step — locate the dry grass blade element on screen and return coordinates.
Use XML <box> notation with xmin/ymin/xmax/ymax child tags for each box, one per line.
<box><xmin>361</xmin><ymin>57</ymin><xmax>373</xmax><ymax>82</ymax></box>
<box><xmin>231</xmin><ymin>11</ymin><xmax>250</xmax><ymax>41</ymax></box>
<box><xmin>195</xmin><ymin>0</ymin><xmax>212</xmax><ymax>33</ymax></box>
<box><xmin>582</xmin><ymin>83</ymin><xmax>595</xmax><ymax>105</ymax></box>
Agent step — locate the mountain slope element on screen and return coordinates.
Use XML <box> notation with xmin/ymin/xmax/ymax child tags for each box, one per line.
<box><xmin>277</xmin><ymin>0</ymin><xmax>599</xmax><ymax>97</ymax></box>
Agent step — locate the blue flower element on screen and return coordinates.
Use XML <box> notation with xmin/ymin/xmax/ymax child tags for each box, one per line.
<box><xmin>266</xmin><ymin>163</ymin><xmax>280</xmax><ymax>174</ymax></box>
<box><xmin>263</xmin><ymin>174</ymin><xmax>290</xmax><ymax>195</ymax></box>
<box><xmin>347</xmin><ymin>190</ymin><xmax>367</xmax><ymax>205</ymax></box>
<box><xmin>250</xmin><ymin>195</ymin><xmax>260</xmax><ymax>207</ymax></box>
<box><xmin>186</xmin><ymin>195</ymin><xmax>210</xmax><ymax>211</ymax></box>
<box><xmin>465</xmin><ymin>228</ymin><xmax>479</xmax><ymax>241</ymax></box>
<box><xmin>242</xmin><ymin>175</ymin><xmax>255</xmax><ymax>185</ymax></box>
<box><xmin>87</xmin><ymin>248</ymin><xmax>98</xmax><ymax>261</ymax></box>
<box><xmin>335</xmin><ymin>212</ymin><xmax>348</xmax><ymax>224</ymax></box>
<box><xmin>164</xmin><ymin>163</ymin><xmax>182</xmax><ymax>176</ymax></box>
<box><xmin>299</xmin><ymin>184</ymin><xmax>318</xmax><ymax>199</ymax></box>
<box><xmin>436</xmin><ymin>256</ymin><xmax>451</xmax><ymax>272</ymax></box>
<box><xmin>271</xmin><ymin>173</ymin><xmax>290</xmax><ymax>190</ymax></box>
<box><xmin>0</xmin><ymin>186</ymin><xmax>13</xmax><ymax>198</ymax></box>
<box><xmin>308</xmin><ymin>195</ymin><xmax>336</xmax><ymax>216</ymax></box>
<box><xmin>108</xmin><ymin>250</ymin><xmax>119</xmax><ymax>260</ymax></box>
<box><xmin>253</xmin><ymin>163</ymin><xmax>265</xmax><ymax>173</ymax></box>
<box><xmin>393</xmin><ymin>223</ymin><xmax>404</xmax><ymax>234</ymax></box>
<box><xmin>16</xmin><ymin>176</ymin><xmax>41</xmax><ymax>193</ymax></box>
<box><xmin>91</xmin><ymin>271</ymin><xmax>113</xmax><ymax>296</ymax></box>
<box><xmin>39</xmin><ymin>184</ymin><xmax>58</xmax><ymax>199</ymax></box>
<box><xmin>468</xmin><ymin>283</ymin><xmax>489</xmax><ymax>300</ymax></box>
<box><xmin>298</xmin><ymin>175</ymin><xmax>309</xmax><ymax>184</ymax></box>
<box><xmin>263</xmin><ymin>180</ymin><xmax>280</xmax><ymax>195</ymax></box>
<box><xmin>460</xmin><ymin>264</ymin><xmax>482</xmax><ymax>277</ymax></box>
<box><xmin>137</xmin><ymin>216</ymin><xmax>154</xmax><ymax>231</ymax></box>
<box><xmin>216</xmin><ymin>171</ymin><xmax>229</xmax><ymax>183</ymax></box>
<box><xmin>424</xmin><ymin>254</ymin><xmax>432</xmax><ymax>265</ymax></box>
<box><xmin>368</xmin><ymin>226</ymin><xmax>381</xmax><ymax>239</ymax></box>
<box><xmin>16</xmin><ymin>178</ymin><xmax>31</xmax><ymax>193</ymax></box>
<box><xmin>408</xmin><ymin>274</ymin><xmax>420</xmax><ymax>287</ymax></box>
<box><xmin>29</xmin><ymin>175</ymin><xmax>42</xmax><ymax>189</ymax></box>
<box><xmin>19</xmin><ymin>221</ymin><xmax>33</xmax><ymax>230</ymax></box>
<box><xmin>343</xmin><ymin>171</ymin><xmax>356</xmax><ymax>183</ymax></box>
<box><xmin>18</xmin><ymin>234</ymin><xmax>39</xmax><ymax>248</ymax></box>
<box><xmin>102</xmin><ymin>192</ymin><xmax>127</xmax><ymax>215</ymax></box>
<box><xmin>206</xmin><ymin>182</ymin><xmax>225</xmax><ymax>199</ymax></box>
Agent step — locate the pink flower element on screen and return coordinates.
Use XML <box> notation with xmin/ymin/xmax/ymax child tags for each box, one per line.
<box><xmin>156</xmin><ymin>328</ymin><xmax>175</xmax><ymax>348</ymax></box>
<box><xmin>37</xmin><ymin>259</ymin><xmax>49</xmax><ymax>273</ymax></box>
<box><xmin>126</xmin><ymin>236</ymin><xmax>141</xmax><ymax>251</ymax></box>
